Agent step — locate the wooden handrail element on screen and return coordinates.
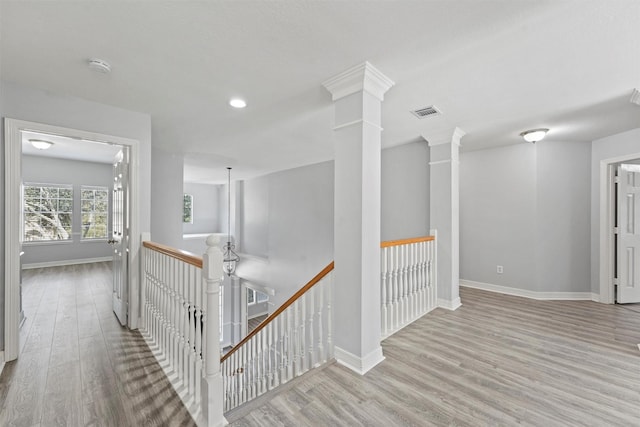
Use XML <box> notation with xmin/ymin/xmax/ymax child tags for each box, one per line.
<box><xmin>142</xmin><ymin>240</ymin><xmax>203</xmax><ymax>268</ymax></box>
<box><xmin>380</xmin><ymin>235</ymin><xmax>435</xmax><ymax>248</ymax></box>
<box><xmin>221</xmin><ymin>261</ymin><xmax>334</xmax><ymax>363</ymax></box>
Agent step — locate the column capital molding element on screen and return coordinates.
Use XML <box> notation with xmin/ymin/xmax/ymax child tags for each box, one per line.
<box><xmin>323</xmin><ymin>61</ymin><xmax>395</xmax><ymax>102</ymax></box>
<box><xmin>427</xmin><ymin>127</ymin><xmax>466</xmax><ymax>147</ymax></box>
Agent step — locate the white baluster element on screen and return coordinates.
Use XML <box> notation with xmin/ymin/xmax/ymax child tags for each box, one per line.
<box><xmin>307</xmin><ymin>288</ymin><xmax>315</xmax><ymax>368</ymax></box>
<box><xmin>381</xmin><ymin>247</ymin><xmax>388</xmax><ymax>337</ymax></box>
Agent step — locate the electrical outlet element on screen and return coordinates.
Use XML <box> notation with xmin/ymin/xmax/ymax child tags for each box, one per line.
<box><xmin>497</xmin><ymin>265</ymin><xmax>504</xmax><ymax>274</ymax></box>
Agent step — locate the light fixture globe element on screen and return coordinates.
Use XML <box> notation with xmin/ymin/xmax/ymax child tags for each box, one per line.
<box><xmin>29</xmin><ymin>139</ymin><xmax>54</xmax><ymax>150</ymax></box>
<box><xmin>520</xmin><ymin>128</ymin><xmax>549</xmax><ymax>143</ymax></box>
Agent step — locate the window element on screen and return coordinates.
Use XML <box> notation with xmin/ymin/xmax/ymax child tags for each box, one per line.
<box><xmin>247</xmin><ymin>288</ymin><xmax>269</xmax><ymax>305</ymax></box>
<box><xmin>23</xmin><ymin>183</ymin><xmax>73</xmax><ymax>242</ymax></box>
<box><xmin>81</xmin><ymin>186</ymin><xmax>109</xmax><ymax>239</ymax></box>
<box><xmin>183</xmin><ymin>194</ymin><xmax>193</xmax><ymax>223</ymax></box>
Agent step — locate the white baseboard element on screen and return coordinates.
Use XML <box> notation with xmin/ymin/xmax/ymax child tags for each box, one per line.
<box><xmin>334</xmin><ymin>345</ymin><xmax>384</xmax><ymax>375</ymax></box>
<box><xmin>438</xmin><ymin>297</ymin><xmax>462</xmax><ymax>311</ymax></box>
<box><xmin>0</xmin><ymin>351</ymin><xmax>5</xmax><ymax>376</ymax></box>
<box><xmin>23</xmin><ymin>256</ymin><xmax>112</xmax><ymax>269</ymax></box>
<box><xmin>460</xmin><ymin>279</ymin><xmax>598</xmax><ymax>301</ymax></box>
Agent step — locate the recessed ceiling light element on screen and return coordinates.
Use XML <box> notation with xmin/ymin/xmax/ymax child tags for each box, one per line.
<box><xmin>520</xmin><ymin>128</ymin><xmax>549</xmax><ymax>143</ymax></box>
<box><xmin>29</xmin><ymin>139</ymin><xmax>54</xmax><ymax>150</ymax></box>
<box><xmin>229</xmin><ymin>98</ymin><xmax>247</xmax><ymax>109</ymax></box>
<box><xmin>88</xmin><ymin>58</ymin><xmax>111</xmax><ymax>74</ymax></box>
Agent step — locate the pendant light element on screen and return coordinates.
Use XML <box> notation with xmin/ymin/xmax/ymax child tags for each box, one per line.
<box><xmin>223</xmin><ymin>167</ymin><xmax>240</xmax><ymax>276</ymax></box>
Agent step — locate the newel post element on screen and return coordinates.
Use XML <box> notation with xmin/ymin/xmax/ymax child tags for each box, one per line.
<box><xmin>201</xmin><ymin>235</ymin><xmax>228</xmax><ymax>427</ymax></box>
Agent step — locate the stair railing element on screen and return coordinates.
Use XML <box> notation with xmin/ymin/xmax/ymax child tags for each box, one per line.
<box><xmin>220</xmin><ymin>262</ymin><xmax>334</xmax><ymax>412</ymax></box>
<box><xmin>141</xmin><ymin>234</ymin><xmax>226</xmax><ymax>427</ymax></box>
<box><xmin>380</xmin><ymin>232</ymin><xmax>437</xmax><ymax>338</ymax></box>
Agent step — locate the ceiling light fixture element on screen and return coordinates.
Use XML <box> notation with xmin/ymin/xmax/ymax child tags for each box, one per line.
<box><xmin>520</xmin><ymin>128</ymin><xmax>549</xmax><ymax>143</ymax></box>
<box><xmin>88</xmin><ymin>58</ymin><xmax>111</xmax><ymax>74</ymax></box>
<box><xmin>229</xmin><ymin>98</ymin><xmax>247</xmax><ymax>109</ymax></box>
<box><xmin>29</xmin><ymin>139</ymin><xmax>54</xmax><ymax>150</ymax></box>
<box><xmin>223</xmin><ymin>167</ymin><xmax>240</xmax><ymax>276</ymax></box>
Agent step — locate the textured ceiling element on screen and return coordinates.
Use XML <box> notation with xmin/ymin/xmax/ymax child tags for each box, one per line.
<box><xmin>2</xmin><ymin>1</ymin><xmax>639</xmax><ymax>183</ymax></box>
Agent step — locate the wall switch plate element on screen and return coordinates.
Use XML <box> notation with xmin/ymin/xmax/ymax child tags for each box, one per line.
<box><xmin>497</xmin><ymin>265</ymin><xmax>504</xmax><ymax>274</ymax></box>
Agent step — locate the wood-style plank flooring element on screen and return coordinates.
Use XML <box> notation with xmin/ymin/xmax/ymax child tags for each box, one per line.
<box><xmin>228</xmin><ymin>287</ymin><xmax>640</xmax><ymax>427</ymax></box>
<box><xmin>0</xmin><ymin>262</ymin><xmax>196</xmax><ymax>427</ymax></box>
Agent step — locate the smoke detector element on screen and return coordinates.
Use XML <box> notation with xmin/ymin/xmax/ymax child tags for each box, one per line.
<box><xmin>88</xmin><ymin>58</ymin><xmax>111</xmax><ymax>74</ymax></box>
<box><xmin>410</xmin><ymin>105</ymin><xmax>442</xmax><ymax>119</ymax></box>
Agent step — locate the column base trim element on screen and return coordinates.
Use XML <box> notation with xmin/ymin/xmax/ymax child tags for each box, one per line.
<box><xmin>334</xmin><ymin>345</ymin><xmax>384</xmax><ymax>375</ymax></box>
<box><xmin>437</xmin><ymin>297</ymin><xmax>462</xmax><ymax>311</ymax></box>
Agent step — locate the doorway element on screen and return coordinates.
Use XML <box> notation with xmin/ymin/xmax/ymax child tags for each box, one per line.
<box><xmin>4</xmin><ymin>118</ymin><xmax>141</xmax><ymax>362</ymax></box>
<box><xmin>599</xmin><ymin>152</ymin><xmax>640</xmax><ymax>304</ymax></box>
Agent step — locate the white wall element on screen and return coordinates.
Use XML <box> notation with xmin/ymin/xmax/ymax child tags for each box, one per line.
<box><xmin>0</xmin><ymin>80</ymin><xmax>152</xmax><ymax>349</ymax></box>
<box><xmin>591</xmin><ymin>128</ymin><xmax>640</xmax><ymax>294</ymax></box>
<box><xmin>21</xmin><ymin>155</ymin><xmax>113</xmax><ymax>265</ymax></box>
<box><xmin>460</xmin><ymin>140</ymin><xmax>592</xmax><ymax>294</ymax></box>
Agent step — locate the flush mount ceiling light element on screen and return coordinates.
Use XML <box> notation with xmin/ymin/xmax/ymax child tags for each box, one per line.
<box><xmin>520</xmin><ymin>128</ymin><xmax>549</xmax><ymax>143</ymax></box>
<box><xmin>29</xmin><ymin>139</ymin><xmax>54</xmax><ymax>150</ymax></box>
<box><xmin>229</xmin><ymin>98</ymin><xmax>247</xmax><ymax>109</ymax></box>
<box><xmin>88</xmin><ymin>58</ymin><xmax>111</xmax><ymax>74</ymax></box>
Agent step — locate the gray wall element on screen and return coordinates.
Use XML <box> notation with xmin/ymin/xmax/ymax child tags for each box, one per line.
<box><xmin>460</xmin><ymin>143</ymin><xmax>538</xmax><ymax>290</ymax></box>
<box><xmin>591</xmin><ymin>128</ymin><xmax>640</xmax><ymax>294</ymax></box>
<box><xmin>235</xmin><ymin>141</ymin><xmax>431</xmax><ymax>309</ymax></box>
<box><xmin>536</xmin><ymin>141</ymin><xmax>591</xmax><ymax>293</ymax></box>
<box><xmin>1</xmin><ymin>80</ymin><xmax>152</xmax><ymax>350</ymax></box>
<box><xmin>183</xmin><ymin>182</ymin><xmax>221</xmax><ymax>235</ymax></box>
<box><xmin>381</xmin><ymin>141</ymin><xmax>430</xmax><ymax>241</ymax></box>
<box><xmin>150</xmin><ymin>148</ymin><xmax>183</xmax><ymax>249</ymax></box>
<box><xmin>21</xmin><ymin>155</ymin><xmax>113</xmax><ymax>265</ymax></box>
<box><xmin>460</xmin><ymin>140</ymin><xmax>591</xmax><ymax>293</ymax></box>
<box><xmin>236</xmin><ymin>161</ymin><xmax>335</xmax><ymax>309</ymax></box>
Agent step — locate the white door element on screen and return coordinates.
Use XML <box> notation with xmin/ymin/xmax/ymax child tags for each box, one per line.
<box><xmin>110</xmin><ymin>148</ymin><xmax>129</xmax><ymax>325</ymax></box>
<box><xmin>616</xmin><ymin>163</ymin><xmax>640</xmax><ymax>303</ymax></box>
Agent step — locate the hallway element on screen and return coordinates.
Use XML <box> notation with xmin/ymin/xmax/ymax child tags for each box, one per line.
<box><xmin>0</xmin><ymin>262</ymin><xmax>195</xmax><ymax>427</ymax></box>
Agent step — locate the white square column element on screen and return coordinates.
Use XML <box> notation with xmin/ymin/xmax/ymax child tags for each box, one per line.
<box><xmin>323</xmin><ymin>62</ymin><xmax>394</xmax><ymax>374</ymax></box>
<box><xmin>429</xmin><ymin>127</ymin><xmax>465</xmax><ymax>310</ymax></box>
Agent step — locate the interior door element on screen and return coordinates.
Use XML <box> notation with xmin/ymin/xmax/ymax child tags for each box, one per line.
<box><xmin>616</xmin><ymin>163</ymin><xmax>640</xmax><ymax>303</ymax></box>
<box><xmin>111</xmin><ymin>148</ymin><xmax>129</xmax><ymax>325</ymax></box>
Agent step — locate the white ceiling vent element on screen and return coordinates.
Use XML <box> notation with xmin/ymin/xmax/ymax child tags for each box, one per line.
<box><xmin>410</xmin><ymin>105</ymin><xmax>442</xmax><ymax>119</ymax></box>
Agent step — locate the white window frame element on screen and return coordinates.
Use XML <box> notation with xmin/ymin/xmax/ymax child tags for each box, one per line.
<box><xmin>81</xmin><ymin>185</ymin><xmax>109</xmax><ymax>240</ymax></box>
<box><xmin>22</xmin><ymin>182</ymin><xmax>74</xmax><ymax>243</ymax></box>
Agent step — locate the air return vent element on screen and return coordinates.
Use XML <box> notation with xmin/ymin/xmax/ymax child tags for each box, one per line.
<box><xmin>411</xmin><ymin>105</ymin><xmax>442</xmax><ymax>119</ymax></box>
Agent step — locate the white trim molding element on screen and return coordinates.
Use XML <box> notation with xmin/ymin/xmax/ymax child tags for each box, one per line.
<box><xmin>461</xmin><ymin>280</ymin><xmax>598</xmax><ymax>301</ymax></box>
<box><xmin>0</xmin><ymin>351</ymin><xmax>5</xmax><ymax>376</ymax></box>
<box><xmin>22</xmin><ymin>256</ymin><xmax>112</xmax><ymax>270</ymax></box>
<box><xmin>322</xmin><ymin>61</ymin><xmax>395</xmax><ymax>101</ymax></box>
<box><xmin>334</xmin><ymin>345</ymin><xmax>384</xmax><ymax>376</ymax></box>
<box><xmin>437</xmin><ymin>298</ymin><xmax>462</xmax><ymax>311</ymax></box>
<box><xmin>5</xmin><ymin>118</ymin><xmax>141</xmax><ymax>361</ymax></box>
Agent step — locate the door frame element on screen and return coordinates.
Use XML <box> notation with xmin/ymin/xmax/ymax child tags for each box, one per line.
<box><xmin>4</xmin><ymin>118</ymin><xmax>141</xmax><ymax>361</ymax></box>
<box><xmin>599</xmin><ymin>151</ymin><xmax>640</xmax><ymax>304</ymax></box>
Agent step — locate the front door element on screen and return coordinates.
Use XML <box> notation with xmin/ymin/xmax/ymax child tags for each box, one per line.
<box><xmin>111</xmin><ymin>148</ymin><xmax>129</xmax><ymax>325</ymax></box>
<box><xmin>616</xmin><ymin>163</ymin><xmax>640</xmax><ymax>303</ymax></box>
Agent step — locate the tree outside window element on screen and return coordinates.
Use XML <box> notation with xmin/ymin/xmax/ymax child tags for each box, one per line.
<box><xmin>81</xmin><ymin>186</ymin><xmax>109</xmax><ymax>239</ymax></box>
<box><xmin>23</xmin><ymin>184</ymin><xmax>73</xmax><ymax>241</ymax></box>
<box><xmin>183</xmin><ymin>194</ymin><xmax>193</xmax><ymax>223</ymax></box>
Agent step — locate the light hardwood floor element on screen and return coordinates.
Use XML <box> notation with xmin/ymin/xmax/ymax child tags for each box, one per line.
<box><xmin>0</xmin><ymin>262</ymin><xmax>196</xmax><ymax>427</ymax></box>
<box><xmin>4</xmin><ymin>268</ymin><xmax>640</xmax><ymax>426</ymax></box>
<box><xmin>227</xmin><ymin>287</ymin><xmax>640</xmax><ymax>427</ymax></box>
